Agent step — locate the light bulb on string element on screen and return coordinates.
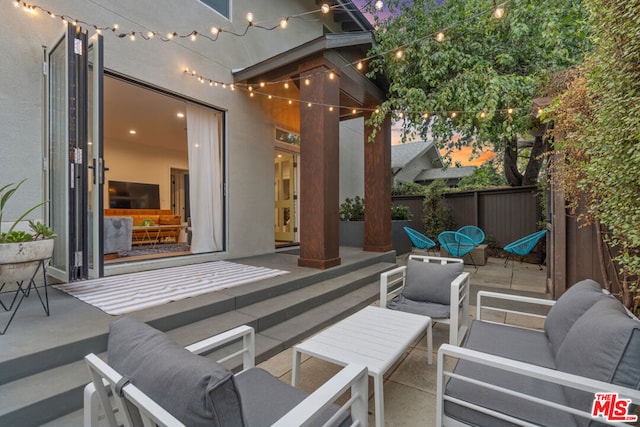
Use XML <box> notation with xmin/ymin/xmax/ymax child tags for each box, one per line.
<box><xmin>356</xmin><ymin>61</ymin><xmax>363</xmax><ymax>70</ymax></box>
<box><xmin>147</xmin><ymin>31</ymin><xmax>154</xmax><ymax>39</ymax></box>
<box><xmin>250</xmin><ymin>92</ymin><xmax>254</xmax><ymax>97</ymax></box>
<box><xmin>480</xmin><ymin>111</ymin><xmax>486</xmax><ymax>119</ymax></box>
<box><xmin>321</xmin><ymin>3</ymin><xmax>330</xmax><ymax>14</ymax></box>
<box><xmin>436</xmin><ymin>31</ymin><xmax>445</xmax><ymax>42</ymax></box>
<box><xmin>304</xmin><ymin>78</ymin><xmax>310</xmax><ymax>86</ymax></box>
<box><xmin>248</xmin><ymin>86</ymin><xmax>253</xmax><ymax>92</ymax></box>
<box><xmin>329</xmin><ymin>106</ymin><xmax>334</xmax><ymax>112</ymax></box>
<box><xmin>308</xmin><ymin>102</ymin><xmax>312</xmax><ymax>107</ymax></box>
<box><xmin>260</xmin><ymin>82</ymin><xmax>265</xmax><ymax>87</ymax></box>
<box><xmin>129</xmin><ymin>32</ymin><xmax>136</xmax><ymax>41</ymax></box>
<box><xmin>113</xmin><ymin>24</ymin><xmax>119</xmax><ymax>31</ymax></box>
<box><xmin>167</xmin><ymin>32</ymin><xmax>175</xmax><ymax>39</ymax></box>
<box><xmin>284</xmin><ymin>82</ymin><xmax>289</xmax><ymax>89</ymax></box>
<box><xmin>451</xmin><ymin>112</ymin><xmax>457</xmax><ymax>118</ymax></box>
<box><xmin>13</xmin><ymin>1</ymin><xmax>19</xmax><ymax>8</ymax></box>
<box><xmin>222</xmin><ymin>83</ymin><xmax>226</xmax><ymax>88</ymax></box>
<box><xmin>190</xmin><ymin>32</ymin><xmax>197</xmax><ymax>41</ymax></box>
<box><xmin>210</xmin><ymin>27</ymin><xmax>219</xmax><ymax>35</ymax></box>
<box><xmin>395</xmin><ymin>49</ymin><xmax>403</xmax><ymax>59</ymax></box>
<box><xmin>209</xmin><ymin>81</ymin><xmax>213</xmax><ymax>86</ymax></box>
<box><xmin>507</xmin><ymin>108</ymin><xmax>514</xmax><ymax>115</ymax></box>
<box><xmin>494</xmin><ymin>6</ymin><xmax>505</xmax><ymax>19</ymax></box>
<box><xmin>280</xmin><ymin>18</ymin><xmax>288</xmax><ymax>29</ymax></box>
<box><xmin>375</xmin><ymin>1</ymin><xmax>384</xmax><ymax>11</ymax></box>
<box><xmin>422</xmin><ymin>112</ymin><xmax>429</xmax><ymax>120</ymax></box>
<box><xmin>268</xmin><ymin>95</ymin><xmax>273</xmax><ymax>99</ymax></box>
<box><xmin>329</xmin><ymin>71</ymin><xmax>335</xmax><ymax>80</ymax></box>
<box><xmin>288</xmin><ymin>100</ymin><xmax>293</xmax><ymax>105</ymax></box>
<box><xmin>352</xmin><ymin>109</ymin><xmax>357</xmax><ymax>115</ymax></box>
<box><xmin>246</xmin><ymin>12</ymin><xmax>254</xmax><ymax>23</ymax></box>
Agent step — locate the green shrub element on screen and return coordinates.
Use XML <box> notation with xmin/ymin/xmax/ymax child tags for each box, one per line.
<box><xmin>391</xmin><ymin>205</ymin><xmax>413</xmax><ymax>220</ymax></box>
<box><xmin>422</xmin><ymin>180</ymin><xmax>455</xmax><ymax>240</ymax></box>
<box><xmin>339</xmin><ymin>196</ymin><xmax>365</xmax><ymax>221</ymax></box>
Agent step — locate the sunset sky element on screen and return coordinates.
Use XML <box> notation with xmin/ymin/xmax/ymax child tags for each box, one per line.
<box><xmin>353</xmin><ymin>0</ymin><xmax>494</xmax><ymax>167</ymax></box>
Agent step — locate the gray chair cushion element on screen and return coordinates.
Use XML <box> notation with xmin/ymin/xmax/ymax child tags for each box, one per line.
<box><xmin>555</xmin><ymin>297</ymin><xmax>640</xmax><ymax>426</ymax></box>
<box><xmin>465</xmin><ymin>320</ymin><xmax>556</xmax><ymax>368</ymax></box>
<box><xmin>234</xmin><ymin>367</ymin><xmax>350</xmax><ymax>427</ymax></box>
<box><xmin>107</xmin><ymin>317</ymin><xmax>244</xmax><ymax>427</ymax></box>
<box><xmin>402</xmin><ymin>259</ymin><xmax>463</xmax><ymax>305</ymax></box>
<box><xmin>387</xmin><ymin>294</ymin><xmax>450</xmax><ymax>318</ymax></box>
<box><xmin>544</xmin><ymin>279</ymin><xmax>604</xmax><ymax>354</ymax></box>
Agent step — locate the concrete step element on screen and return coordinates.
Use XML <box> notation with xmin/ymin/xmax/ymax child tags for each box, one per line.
<box><xmin>0</xmin><ymin>261</ymin><xmax>393</xmax><ymax>426</ymax></box>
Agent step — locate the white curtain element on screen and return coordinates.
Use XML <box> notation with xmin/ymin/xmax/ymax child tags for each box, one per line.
<box><xmin>186</xmin><ymin>103</ymin><xmax>223</xmax><ymax>253</ymax></box>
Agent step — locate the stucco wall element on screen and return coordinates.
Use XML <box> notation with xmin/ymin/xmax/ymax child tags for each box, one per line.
<box><xmin>0</xmin><ymin>1</ymin><xmax>330</xmax><ymax>257</ymax></box>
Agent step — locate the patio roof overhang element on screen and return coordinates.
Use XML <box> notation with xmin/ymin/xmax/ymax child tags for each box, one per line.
<box><xmin>232</xmin><ymin>32</ymin><xmax>388</xmax><ymax>118</ymax></box>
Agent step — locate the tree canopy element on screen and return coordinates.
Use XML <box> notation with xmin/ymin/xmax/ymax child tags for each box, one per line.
<box><xmin>367</xmin><ymin>0</ymin><xmax>590</xmax><ymax>185</ymax></box>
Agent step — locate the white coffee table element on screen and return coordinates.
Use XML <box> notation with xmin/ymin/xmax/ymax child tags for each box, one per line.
<box><xmin>292</xmin><ymin>306</ymin><xmax>432</xmax><ymax>427</ymax></box>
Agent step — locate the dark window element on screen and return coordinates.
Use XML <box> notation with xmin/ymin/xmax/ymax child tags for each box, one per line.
<box><xmin>199</xmin><ymin>0</ymin><xmax>230</xmax><ymax>19</ymax></box>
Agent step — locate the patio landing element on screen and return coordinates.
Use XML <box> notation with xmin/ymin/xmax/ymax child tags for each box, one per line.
<box><xmin>1</xmin><ymin>247</ymin><xmax>396</xmax><ymax>426</ymax></box>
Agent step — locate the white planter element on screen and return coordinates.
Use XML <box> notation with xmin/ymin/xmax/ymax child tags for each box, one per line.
<box><xmin>0</xmin><ymin>239</ymin><xmax>54</xmax><ymax>283</ymax></box>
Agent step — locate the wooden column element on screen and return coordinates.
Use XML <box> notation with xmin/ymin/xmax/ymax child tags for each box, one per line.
<box><xmin>363</xmin><ymin>112</ymin><xmax>392</xmax><ymax>252</ymax></box>
<box><xmin>297</xmin><ymin>60</ymin><xmax>341</xmax><ymax>269</ymax></box>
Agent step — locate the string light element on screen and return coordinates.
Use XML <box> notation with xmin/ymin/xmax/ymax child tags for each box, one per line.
<box><xmin>259</xmin><ymin>82</ymin><xmax>265</xmax><ymax>87</ymax></box>
<box><xmin>246</xmin><ymin>12</ymin><xmax>254</xmax><ymax>24</ymax></box>
<box><xmin>284</xmin><ymin>82</ymin><xmax>289</xmax><ymax>89</ymax></box>
<box><xmin>436</xmin><ymin>31</ymin><xmax>445</xmax><ymax>42</ymax></box>
<box><xmin>304</xmin><ymin>78</ymin><xmax>310</xmax><ymax>86</ymax></box>
<box><xmin>480</xmin><ymin>111</ymin><xmax>486</xmax><ymax>119</ymax></box>
<box><xmin>493</xmin><ymin>1</ymin><xmax>506</xmax><ymax>19</ymax></box>
<box><xmin>356</xmin><ymin>61</ymin><xmax>364</xmax><ymax>70</ymax></box>
<box><xmin>395</xmin><ymin>49</ymin><xmax>403</xmax><ymax>59</ymax></box>
<box><xmin>321</xmin><ymin>3</ymin><xmax>330</xmax><ymax>14</ymax></box>
<box><xmin>450</xmin><ymin>112</ymin><xmax>457</xmax><ymax>118</ymax></box>
<box><xmin>129</xmin><ymin>32</ymin><xmax>136</xmax><ymax>41</ymax></box>
<box><xmin>375</xmin><ymin>1</ymin><xmax>384</xmax><ymax>11</ymax></box>
<box><xmin>190</xmin><ymin>32</ymin><xmax>197</xmax><ymax>41</ymax></box>
<box><xmin>329</xmin><ymin>106</ymin><xmax>334</xmax><ymax>111</ymax></box>
<box><xmin>507</xmin><ymin>107</ymin><xmax>514</xmax><ymax>115</ymax></box>
<box><xmin>329</xmin><ymin>71</ymin><xmax>335</xmax><ymax>80</ymax></box>
<box><xmin>280</xmin><ymin>18</ymin><xmax>288</xmax><ymax>29</ymax></box>
<box><xmin>210</xmin><ymin>27</ymin><xmax>219</xmax><ymax>35</ymax></box>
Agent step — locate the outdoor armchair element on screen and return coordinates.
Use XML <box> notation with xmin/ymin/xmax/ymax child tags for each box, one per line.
<box><xmin>84</xmin><ymin>317</ymin><xmax>369</xmax><ymax>427</ymax></box>
<box><xmin>403</xmin><ymin>226</ymin><xmax>436</xmax><ymax>253</ymax></box>
<box><xmin>379</xmin><ymin>255</ymin><xmax>470</xmax><ymax>346</ymax></box>
<box><xmin>503</xmin><ymin>229</ymin><xmax>547</xmax><ymax>268</ymax></box>
<box><xmin>456</xmin><ymin>225</ymin><xmax>485</xmax><ymax>246</ymax></box>
<box><xmin>438</xmin><ymin>231</ymin><xmax>478</xmax><ymax>268</ymax></box>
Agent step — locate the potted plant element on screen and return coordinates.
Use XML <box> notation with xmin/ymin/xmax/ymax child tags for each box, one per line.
<box><xmin>339</xmin><ymin>196</ymin><xmax>365</xmax><ymax>247</ymax></box>
<box><xmin>339</xmin><ymin>197</ymin><xmax>414</xmax><ymax>253</ymax></box>
<box><xmin>0</xmin><ymin>180</ymin><xmax>56</xmax><ymax>283</ymax></box>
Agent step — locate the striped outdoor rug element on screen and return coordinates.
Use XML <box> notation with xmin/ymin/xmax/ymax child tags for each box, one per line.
<box><xmin>54</xmin><ymin>261</ymin><xmax>288</xmax><ymax>315</ymax></box>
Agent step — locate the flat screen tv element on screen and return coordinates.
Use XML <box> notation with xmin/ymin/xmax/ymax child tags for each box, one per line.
<box><xmin>108</xmin><ymin>181</ymin><xmax>160</xmax><ymax>209</ymax></box>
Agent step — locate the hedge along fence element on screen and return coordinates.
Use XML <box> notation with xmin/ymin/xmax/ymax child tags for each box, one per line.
<box><xmin>393</xmin><ymin>186</ymin><xmax>543</xmax><ymax>248</ymax></box>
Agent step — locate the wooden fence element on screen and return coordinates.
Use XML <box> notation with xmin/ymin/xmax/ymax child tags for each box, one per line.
<box><xmin>392</xmin><ymin>186</ymin><xmax>543</xmax><ymax>248</ymax></box>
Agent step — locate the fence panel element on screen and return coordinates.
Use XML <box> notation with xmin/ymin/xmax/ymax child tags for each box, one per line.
<box><xmin>394</xmin><ymin>186</ymin><xmax>542</xmax><ymax>248</ymax></box>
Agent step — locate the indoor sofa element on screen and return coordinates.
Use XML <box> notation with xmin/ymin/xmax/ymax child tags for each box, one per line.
<box><xmin>436</xmin><ymin>279</ymin><xmax>640</xmax><ymax>426</ymax></box>
<box><xmin>104</xmin><ymin>209</ymin><xmax>182</xmax><ymax>244</ymax></box>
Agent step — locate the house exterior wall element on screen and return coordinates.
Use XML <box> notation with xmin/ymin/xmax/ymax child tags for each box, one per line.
<box><xmin>0</xmin><ymin>1</ymin><xmax>360</xmax><ymax>268</ymax></box>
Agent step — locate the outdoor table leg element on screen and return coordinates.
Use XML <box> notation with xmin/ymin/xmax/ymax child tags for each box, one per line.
<box><xmin>292</xmin><ymin>347</ymin><xmax>302</xmax><ymax>387</ymax></box>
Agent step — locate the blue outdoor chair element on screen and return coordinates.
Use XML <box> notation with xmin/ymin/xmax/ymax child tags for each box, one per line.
<box><xmin>438</xmin><ymin>231</ymin><xmax>478</xmax><ymax>269</ymax></box>
<box><xmin>457</xmin><ymin>225</ymin><xmax>485</xmax><ymax>246</ymax></box>
<box><xmin>403</xmin><ymin>227</ymin><xmax>436</xmax><ymax>254</ymax></box>
<box><xmin>503</xmin><ymin>229</ymin><xmax>548</xmax><ymax>269</ymax></box>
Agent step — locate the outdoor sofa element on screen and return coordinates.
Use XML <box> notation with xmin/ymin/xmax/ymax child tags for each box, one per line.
<box><xmin>436</xmin><ymin>279</ymin><xmax>640</xmax><ymax>426</ymax></box>
<box><xmin>84</xmin><ymin>317</ymin><xmax>368</xmax><ymax>427</ymax></box>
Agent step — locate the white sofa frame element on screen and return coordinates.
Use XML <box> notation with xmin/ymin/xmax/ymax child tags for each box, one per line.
<box><xmin>436</xmin><ymin>291</ymin><xmax>640</xmax><ymax>427</ymax></box>
<box><xmin>380</xmin><ymin>255</ymin><xmax>471</xmax><ymax>346</ymax></box>
<box><xmin>84</xmin><ymin>325</ymin><xmax>369</xmax><ymax>427</ymax></box>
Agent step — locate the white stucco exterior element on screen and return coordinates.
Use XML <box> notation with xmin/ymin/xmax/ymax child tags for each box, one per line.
<box><xmin>0</xmin><ymin>0</ymin><xmax>369</xmax><ymax>276</ymax></box>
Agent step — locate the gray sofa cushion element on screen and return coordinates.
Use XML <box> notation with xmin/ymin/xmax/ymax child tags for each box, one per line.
<box><xmin>402</xmin><ymin>259</ymin><xmax>463</xmax><ymax>305</ymax></box>
<box><xmin>387</xmin><ymin>294</ymin><xmax>450</xmax><ymax>318</ymax></box>
<box><xmin>555</xmin><ymin>297</ymin><xmax>640</xmax><ymax>426</ymax></box>
<box><xmin>465</xmin><ymin>320</ymin><xmax>556</xmax><ymax>368</ymax></box>
<box><xmin>443</xmin><ymin>320</ymin><xmax>578</xmax><ymax>426</ymax></box>
<box><xmin>544</xmin><ymin>279</ymin><xmax>604</xmax><ymax>354</ymax></box>
<box><xmin>234</xmin><ymin>367</ymin><xmax>350</xmax><ymax>427</ymax></box>
<box><xmin>107</xmin><ymin>317</ymin><xmax>244</xmax><ymax>427</ymax></box>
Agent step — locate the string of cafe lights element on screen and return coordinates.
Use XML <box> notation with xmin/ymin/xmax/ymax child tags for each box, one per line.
<box><xmin>12</xmin><ymin>0</ymin><xmax>382</xmax><ymax>42</ymax></box>
<box><xmin>13</xmin><ymin>0</ymin><xmax>525</xmax><ymax>119</ymax></box>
